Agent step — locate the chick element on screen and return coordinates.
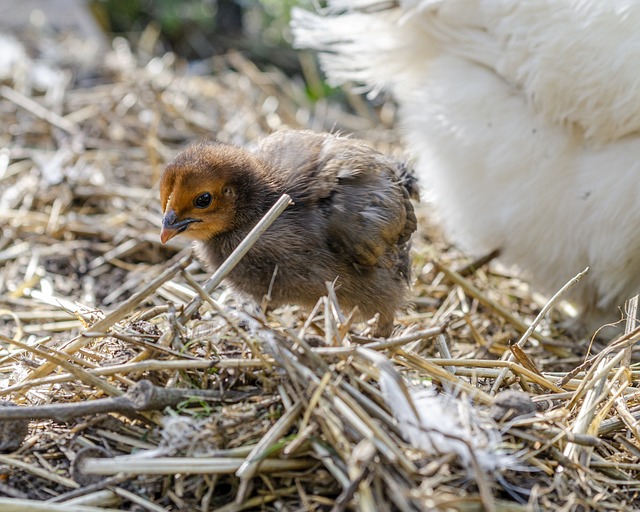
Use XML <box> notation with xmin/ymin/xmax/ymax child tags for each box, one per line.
<box><xmin>160</xmin><ymin>130</ymin><xmax>418</xmax><ymax>336</ymax></box>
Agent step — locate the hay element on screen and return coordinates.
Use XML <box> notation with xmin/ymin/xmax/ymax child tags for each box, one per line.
<box><xmin>0</xmin><ymin>25</ymin><xmax>639</xmax><ymax>512</ymax></box>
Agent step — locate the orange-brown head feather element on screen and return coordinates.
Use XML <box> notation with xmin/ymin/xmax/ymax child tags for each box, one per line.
<box><xmin>159</xmin><ymin>141</ymin><xmax>274</xmax><ymax>244</ymax></box>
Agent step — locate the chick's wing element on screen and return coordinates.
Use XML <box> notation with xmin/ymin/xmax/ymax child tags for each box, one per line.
<box><xmin>256</xmin><ymin>130</ymin><xmax>415</xmax><ymax>269</ymax></box>
<box><xmin>322</xmin><ymin>148</ymin><xmax>413</xmax><ymax>268</ymax></box>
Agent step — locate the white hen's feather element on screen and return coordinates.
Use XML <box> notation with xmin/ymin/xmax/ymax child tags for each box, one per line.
<box><xmin>357</xmin><ymin>349</ymin><xmax>512</xmax><ymax>473</ymax></box>
<box><xmin>293</xmin><ymin>0</ymin><xmax>640</xmax><ymax>323</ymax></box>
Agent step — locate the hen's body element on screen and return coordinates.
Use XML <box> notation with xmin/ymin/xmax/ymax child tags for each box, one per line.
<box><xmin>162</xmin><ymin>130</ymin><xmax>417</xmax><ymax>336</ymax></box>
<box><xmin>293</xmin><ymin>1</ymin><xmax>640</xmax><ymax>327</ymax></box>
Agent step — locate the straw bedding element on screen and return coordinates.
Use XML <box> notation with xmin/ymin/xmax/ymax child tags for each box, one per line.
<box><xmin>0</xmin><ymin>25</ymin><xmax>639</xmax><ymax>512</ymax></box>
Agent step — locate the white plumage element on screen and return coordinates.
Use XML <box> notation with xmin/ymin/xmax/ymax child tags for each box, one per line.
<box><xmin>292</xmin><ymin>0</ymin><xmax>640</xmax><ymax>327</ymax></box>
<box><xmin>357</xmin><ymin>348</ymin><xmax>512</xmax><ymax>473</ymax></box>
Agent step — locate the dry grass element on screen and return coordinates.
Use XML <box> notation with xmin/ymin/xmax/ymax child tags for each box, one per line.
<box><xmin>1</xmin><ymin>27</ymin><xmax>640</xmax><ymax>512</ymax></box>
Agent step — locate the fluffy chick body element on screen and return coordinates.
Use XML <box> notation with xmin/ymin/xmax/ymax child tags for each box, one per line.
<box><xmin>160</xmin><ymin>130</ymin><xmax>418</xmax><ymax>336</ymax></box>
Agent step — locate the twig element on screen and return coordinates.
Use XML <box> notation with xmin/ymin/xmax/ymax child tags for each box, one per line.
<box><xmin>0</xmin><ymin>358</ymin><xmax>268</xmax><ymax>396</ymax></box>
<box><xmin>567</xmin><ymin>326</ymin><xmax>640</xmax><ymax>410</ymax></box>
<box><xmin>180</xmin><ymin>269</ymin><xmax>272</xmax><ymax>367</ymax></box>
<box><xmin>491</xmin><ymin>267</ymin><xmax>588</xmax><ymax>394</ymax></box>
<box><xmin>76</xmin><ymin>456</ymin><xmax>312</xmax><ymax>476</ymax></box>
<box><xmin>235</xmin><ymin>401</ymin><xmax>304</xmax><ymax>503</ymax></box>
<box><xmin>622</xmin><ymin>294</ymin><xmax>638</xmax><ymax>368</ymax></box>
<box><xmin>435</xmin><ymin>333</ymin><xmax>456</xmax><ymax>374</ymax></box>
<box><xmin>564</xmin><ymin>349</ymin><xmax>629</xmax><ymax>463</ymax></box>
<box><xmin>24</xmin><ymin>253</ymin><xmax>192</xmax><ymax>381</ymax></box>
<box><xmin>0</xmin><ymin>455</ymin><xmax>78</xmax><ymax>490</ymax></box>
<box><xmin>395</xmin><ymin>350</ymin><xmax>494</xmax><ymax>404</ymax></box>
<box><xmin>0</xmin><ymin>85</ymin><xmax>80</xmax><ymax>135</ymax></box>
<box><xmin>433</xmin><ymin>260</ymin><xmax>563</xmax><ymax>352</ymax></box>
<box><xmin>332</xmin><ymin>439</ymin><xmax>375</xmax><ymax>512</ymax></box>
<box><xmin>179</xmin><ymin>193</ymin><xmax>292</xmax><ymax>321</ymax></box>
<box><xmin>455</xmin><ymin>248</ymin><xmax>500</xmax><ymax>277</ymax></box>
<box><xmin>0</xmin><ymin>498</ymin><xmax>113</xmax><ymax>512</ymax></box>
<box><xmin>0</xmin><ymin>380</ymin><xmax>258</xmax><ymax>422</ymax></box>
<box><xmin>0</xmin><ymin>334</ymin><xmax>123</xmax><ymax>398</ymax></box>
<box><xmin>343</xmin><ymin>326</ymin><xmax>444</xmax><ymax>351</ymax></box>
<box><xmin>516</xmin><ymin>267</ymin><xmax>589</xmax><ymax>349</ymax></box>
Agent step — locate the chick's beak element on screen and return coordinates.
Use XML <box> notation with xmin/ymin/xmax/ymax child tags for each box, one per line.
<box><xmin>160</xmin><ymin>209</ymin><xmax>200</xmax><ymax>244</ymax></box>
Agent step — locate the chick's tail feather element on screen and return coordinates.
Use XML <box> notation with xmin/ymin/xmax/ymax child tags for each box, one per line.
<box><xmin>397</xmin><ymin>161</ymin><xmax>420</xmax><ymax>201</ymax></box>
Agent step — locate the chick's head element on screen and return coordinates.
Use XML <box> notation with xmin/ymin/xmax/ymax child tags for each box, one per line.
<box><xmin>159</xmin><ymin>142</ymin><xmax>255</xmax><ymax>244</ymax></box>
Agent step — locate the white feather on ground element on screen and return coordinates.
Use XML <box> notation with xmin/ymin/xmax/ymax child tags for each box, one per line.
<box><xmin>292</xmin><ymin>0</ymin><xmax>640</xmax><ymax>329</ymax></box>
<box><xmin>357</xmin><ymin>348</ymin><xmax>513</xmax><ymax>473</ymax></box>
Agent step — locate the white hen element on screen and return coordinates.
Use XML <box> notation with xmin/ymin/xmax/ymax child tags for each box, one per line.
<box><xmin>292</xmin><ymin>0</ymin><xmax>640</xmax><ymax>328</ymax></box>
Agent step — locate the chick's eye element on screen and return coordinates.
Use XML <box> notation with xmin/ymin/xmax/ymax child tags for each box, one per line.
<box><xmin>194</xmin><ymin>192</ymin><xmax>212</xmax><ymax>209</ymax></box>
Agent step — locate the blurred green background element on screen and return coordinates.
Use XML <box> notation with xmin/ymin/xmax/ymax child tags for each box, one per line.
<box><xmin>91</xmin><ymin>0</ymin><xmax>313</xmax><ymax>74</ymax></box>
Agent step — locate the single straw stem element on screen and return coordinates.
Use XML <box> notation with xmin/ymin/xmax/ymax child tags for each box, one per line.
<box><xmin>179</xmin><ymin>193</ymin><xmax>293</xmax><ymax>321</ymax></box>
